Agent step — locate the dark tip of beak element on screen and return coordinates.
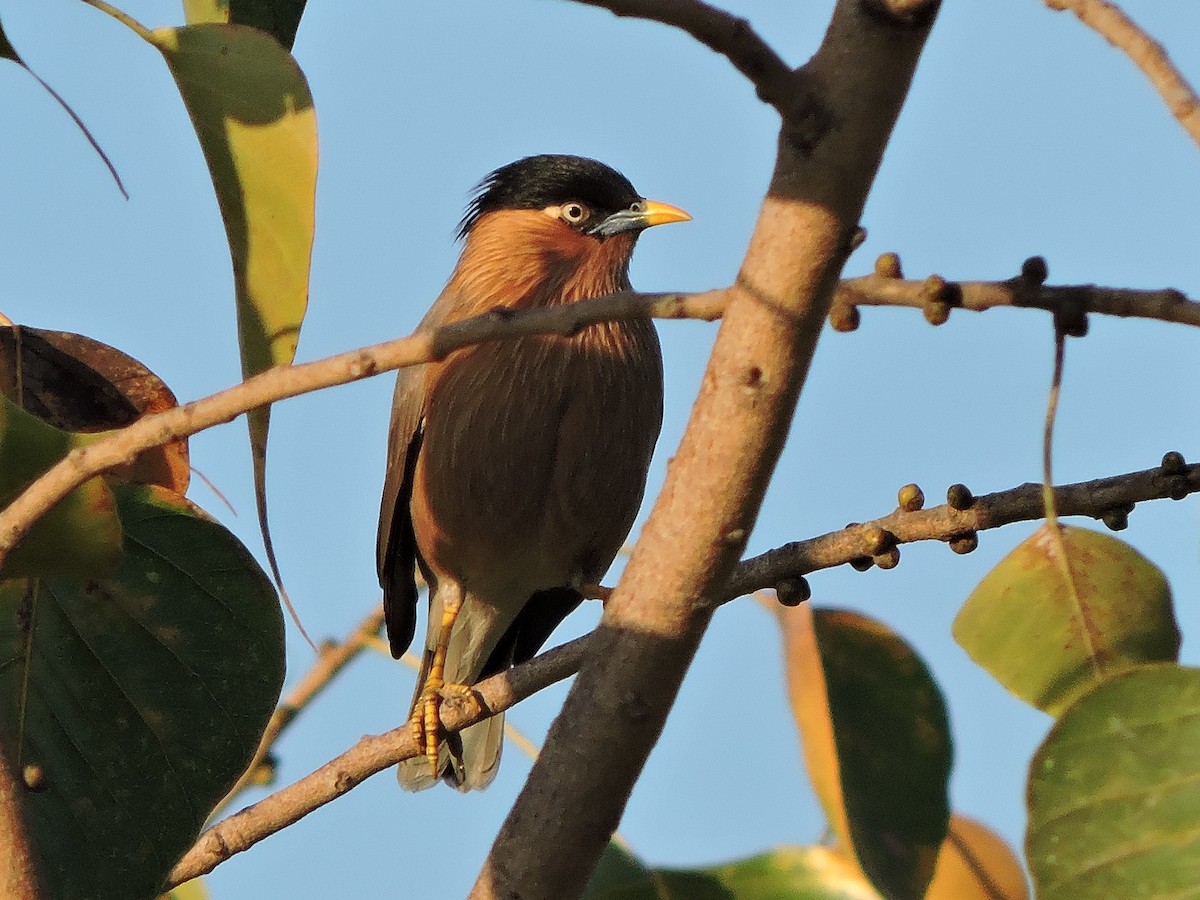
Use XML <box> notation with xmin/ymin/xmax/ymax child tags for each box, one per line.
<box><xmin>588</xmin><ymin>199</ymin><xmax>692</xmax><ymax>238</ymax></box>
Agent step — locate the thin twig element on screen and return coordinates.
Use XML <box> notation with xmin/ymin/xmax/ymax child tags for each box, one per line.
<box><xmin>837</xmin><ymin>270</ymin><xmax>1200</xmax><ymax>327</ymax></box>
<box><xmin>1047</xmin><ymin>0</ymin><xmax>1200</xmax><ymax>151</ymax></box>
<box><xmin>727</xmin><ymin>459</ymin><xmax>1199</xmax><ymax>597</ymax></box>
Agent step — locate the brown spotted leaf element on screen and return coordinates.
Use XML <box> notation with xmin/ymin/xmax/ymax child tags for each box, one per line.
<box><xmin>0</xmin><ymin>325</ymin><xmax>189</xmax><ymax>493</ymax></box>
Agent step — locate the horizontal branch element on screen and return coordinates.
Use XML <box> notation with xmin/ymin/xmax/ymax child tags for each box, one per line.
<box><xmin>836</xmin><ymin>264</ymin><xmax>1200</xmax><ymax>328</ymax></box>
<box><xmin>166</xmin><ymin>455</ymin><xmax>1199</xmax><ymax>886</ymax></box>
<box><xmin>3</xmin><ymin>265</ymin><xmax>1194</xmax><ymax>574</ymax></box>
<box><xmin>1047</xmin><ymin>0</ymin><xmax>1200</xmax><ymax>152</ymax></box>
<box><xmin>567</xmin><ymin>0</ymin><xmax>796</xmax><ymax>113</ymax></box>
<box><xmin>0</xmin><ymin>290</ymin><xmax>725</xmax><ymax>572</ymax></box>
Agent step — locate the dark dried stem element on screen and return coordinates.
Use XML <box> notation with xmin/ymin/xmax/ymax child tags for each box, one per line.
<box><xmin>567</xmin><ymin>0</ymin><xmax>796</xmax><ymax>112</ymax></box>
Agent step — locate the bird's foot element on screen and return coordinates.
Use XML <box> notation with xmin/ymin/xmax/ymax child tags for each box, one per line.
<box><xmin>410</xmin><ymin>678</ymin><xmax>483</xmax><ymax>777</ymax></box>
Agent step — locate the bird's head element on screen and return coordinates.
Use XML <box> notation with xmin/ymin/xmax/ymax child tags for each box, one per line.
<box><xmin>451</xmin><ymin>155</ymin><xmax>690</xmax><ymax>309</ymax></box>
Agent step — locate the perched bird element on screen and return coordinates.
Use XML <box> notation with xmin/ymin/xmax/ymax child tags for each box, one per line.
<box><xmin>377</xmin><ymin>154</ymin><xmax>689</xmax><ymax>790</ymax></box>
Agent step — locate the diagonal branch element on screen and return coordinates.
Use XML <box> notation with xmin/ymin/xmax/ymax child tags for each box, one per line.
<box><xmin>165</xmin><ymin>455</ymin><xmax>1199</xmax><ymax>887</ymax></box>
<box><xmin>1047</xmin><ymin>0</ymin><xmax>1200</xmax><ymax>151</ymax></box>
<box><xmin>567</xmin><ymin>0</ymin><xmax>796</xmax><ymax>113</ymax></box>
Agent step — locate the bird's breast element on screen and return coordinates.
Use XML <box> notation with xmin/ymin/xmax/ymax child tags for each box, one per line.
<box><xmin>411</xmin><ymin>318</ymin><xmax>663</xmax><ymax>594</ymax></box>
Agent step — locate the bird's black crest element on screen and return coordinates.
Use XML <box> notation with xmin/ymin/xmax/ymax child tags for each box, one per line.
<box><xmin>457</xmin><ymin>155</ymin><xmax>641</xmax><ymax>239</ymax></box>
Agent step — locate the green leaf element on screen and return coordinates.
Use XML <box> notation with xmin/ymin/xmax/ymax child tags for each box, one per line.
<box><xmin>954</xmin><ymin>524</ymin><xmax>1179</xmax><ymax>716</ymax></box>
<box><xmin>585</xmin><ymin>841</ymin><xmax>885</xmax><ymax>899</ymax></box>
<box><xmin>146</xmin><ymin>22</ymin><xmax>317</xmax><ymax>581</ymax></box>
<box><xmin>0</xmin><ymin>396</ymin><xmax>122</xmax><ymax>580</ymax></box>
<box><xmin>811</xmin><ymin>609</ymin><xmax>952</xmax><ymax>900</ymax></box>
<box><xmin>772</xmin><ymin>604</ymin><xmax>952</xmax><ymax>900</ymax></box>
<box><xmin>0</xmin><ymin>483</ymin><xmax>284</xmax><ymax>900</ymax></box>
<box><xmin>182</xmin><ymin>0</ymin><xmax>308</xmax><ymax>50</ymax></box>
<box><xmin>1026</xmin><ymin>663</ymin><xmax>1200</xmax><ymax>899</ymax></box>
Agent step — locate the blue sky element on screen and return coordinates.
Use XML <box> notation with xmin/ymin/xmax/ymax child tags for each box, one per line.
<box><xmin>2</xmin><ymin>1</ymin><xmax>1199</xmax><ymax>896</ymax></box>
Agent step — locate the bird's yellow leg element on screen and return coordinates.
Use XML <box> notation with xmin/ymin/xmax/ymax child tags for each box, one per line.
<box><xmin>411</xmin><ymin>584</ymin><xmax>470</xmax><ymax>777</ymax></box>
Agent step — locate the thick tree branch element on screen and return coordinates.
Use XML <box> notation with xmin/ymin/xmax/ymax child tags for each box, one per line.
<box><xmin>567</xmin><ymin>0</ymin><xmax>796</xmax><ymax>113</ymax></box>
<box><xmin>1047</xmin><ymin>0</ymin><xmax>1200</xmax><ymax>151</ymax></box>
<box><xmin>0</xmin><ymin>291</ymin><xmax>723</xmax><ymax>573</ymax></box>
<box><xmin>166</xmin><ymin>455</ymin><xmax>1197</xmax><ymax>886</ymax></box>
<box><xmin>473</xmin><ymin>2</ymin><xmax>940</xmax><ymax>897</ymax></box>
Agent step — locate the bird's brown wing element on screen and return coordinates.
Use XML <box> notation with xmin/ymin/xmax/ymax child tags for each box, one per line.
<box><xmin>377</xmin><ymin>370</ymin><xmax>425</xmax><ymax>658</ymax></box>
<box><xmin>377</xmin><ymin>284</ymin><xmax>473</xmax><ymax>658</ymax></box>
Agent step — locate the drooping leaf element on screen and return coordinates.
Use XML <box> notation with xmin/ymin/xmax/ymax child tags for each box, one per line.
<box><xmin>0</xmin><ymin>483</ymin><xmax>284</xmax><ymax>900</ymax></box>
<box><xmin>954</xmin><ymin>524</ymin><xmax>1178</xmax><ymax>716</ymax></box>
<box><xmin>926</xmin><ymin>815</ymin><xmax>1028</xmax><ymax>900</ymax></box>
<box><xmin>1027</xmin><ymin>663</ymin><xmax>1200</xmax><ymax>899</ymax></box>
<box><xmin>0</xmin><ymin>325</ymin><xmax>189</xmax><ymax>492</ymax></box>
<box><xmin>144</xmin><ymin>21</ymin><xmax>317</xmax><ymax>587</ymax></box>
<box><xmin>776</xmin><ymin>605</ymin><xmax>952</xmax><ymax>900</ymax></box>
<box><xmin>584</xmin><ymin>840</ymin><xmax>885</xmax><ymax>899</ymax></box>
<box><xmin>0</xmin><ymin>397</ymin><xmax>122</xmax><ymax>580</ymax></box>
<box><xmin>182</xmin><ymin>0</ymin><xmax>308</xmax><ymax>50</ymax></box>
<box><xmin>0</xmin><ymin>15</ymin><xmax>126</xmax><ymax>196</ymax></box>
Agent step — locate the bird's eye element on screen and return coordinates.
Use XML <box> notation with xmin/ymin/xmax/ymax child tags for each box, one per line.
<box><xmin>629</xmin><ymin>200</ymin><xmax>647</xmax><ymax>213</ymax></box>
<box><xmin>560</xmin><ymin>202</ymin><xmax>589</xmax><ymax>225</ymax></box>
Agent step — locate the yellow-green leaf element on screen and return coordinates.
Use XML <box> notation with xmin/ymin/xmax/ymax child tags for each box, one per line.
<box><xmin>585</xmin><ymin>840</ymin><xmax>884</xmax><ymax>899</ymax></box>
<box><xmin>1027</xmin><ymin>663</ymin><xmax>1200</xmax><ymax>898</ymax></box>
<box><xmin>0</xmin><ymin>397</ymin><xmax>122</xmax><ymax>579</ymax></box>
<box><xmin>954</xmin><ymin>525</ymin><xmax>1178</xmax><ymax>717</ymax></box>
<box><xmin>146</xmin><ymin>21</ymin><xmax>317</xmax><ymax>576</ymax></box>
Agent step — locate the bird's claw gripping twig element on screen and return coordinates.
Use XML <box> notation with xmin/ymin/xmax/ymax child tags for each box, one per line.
<box><xmin>410</xmin><ymin>677</ymin><xmax>482</xmax><ymax>776</ymax></box>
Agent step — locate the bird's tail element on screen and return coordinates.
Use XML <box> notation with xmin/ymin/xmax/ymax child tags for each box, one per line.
<box><xmin>396</xmin><ymin>647</ymin><xmax>505</xmax><ymax>792</ymax></box>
